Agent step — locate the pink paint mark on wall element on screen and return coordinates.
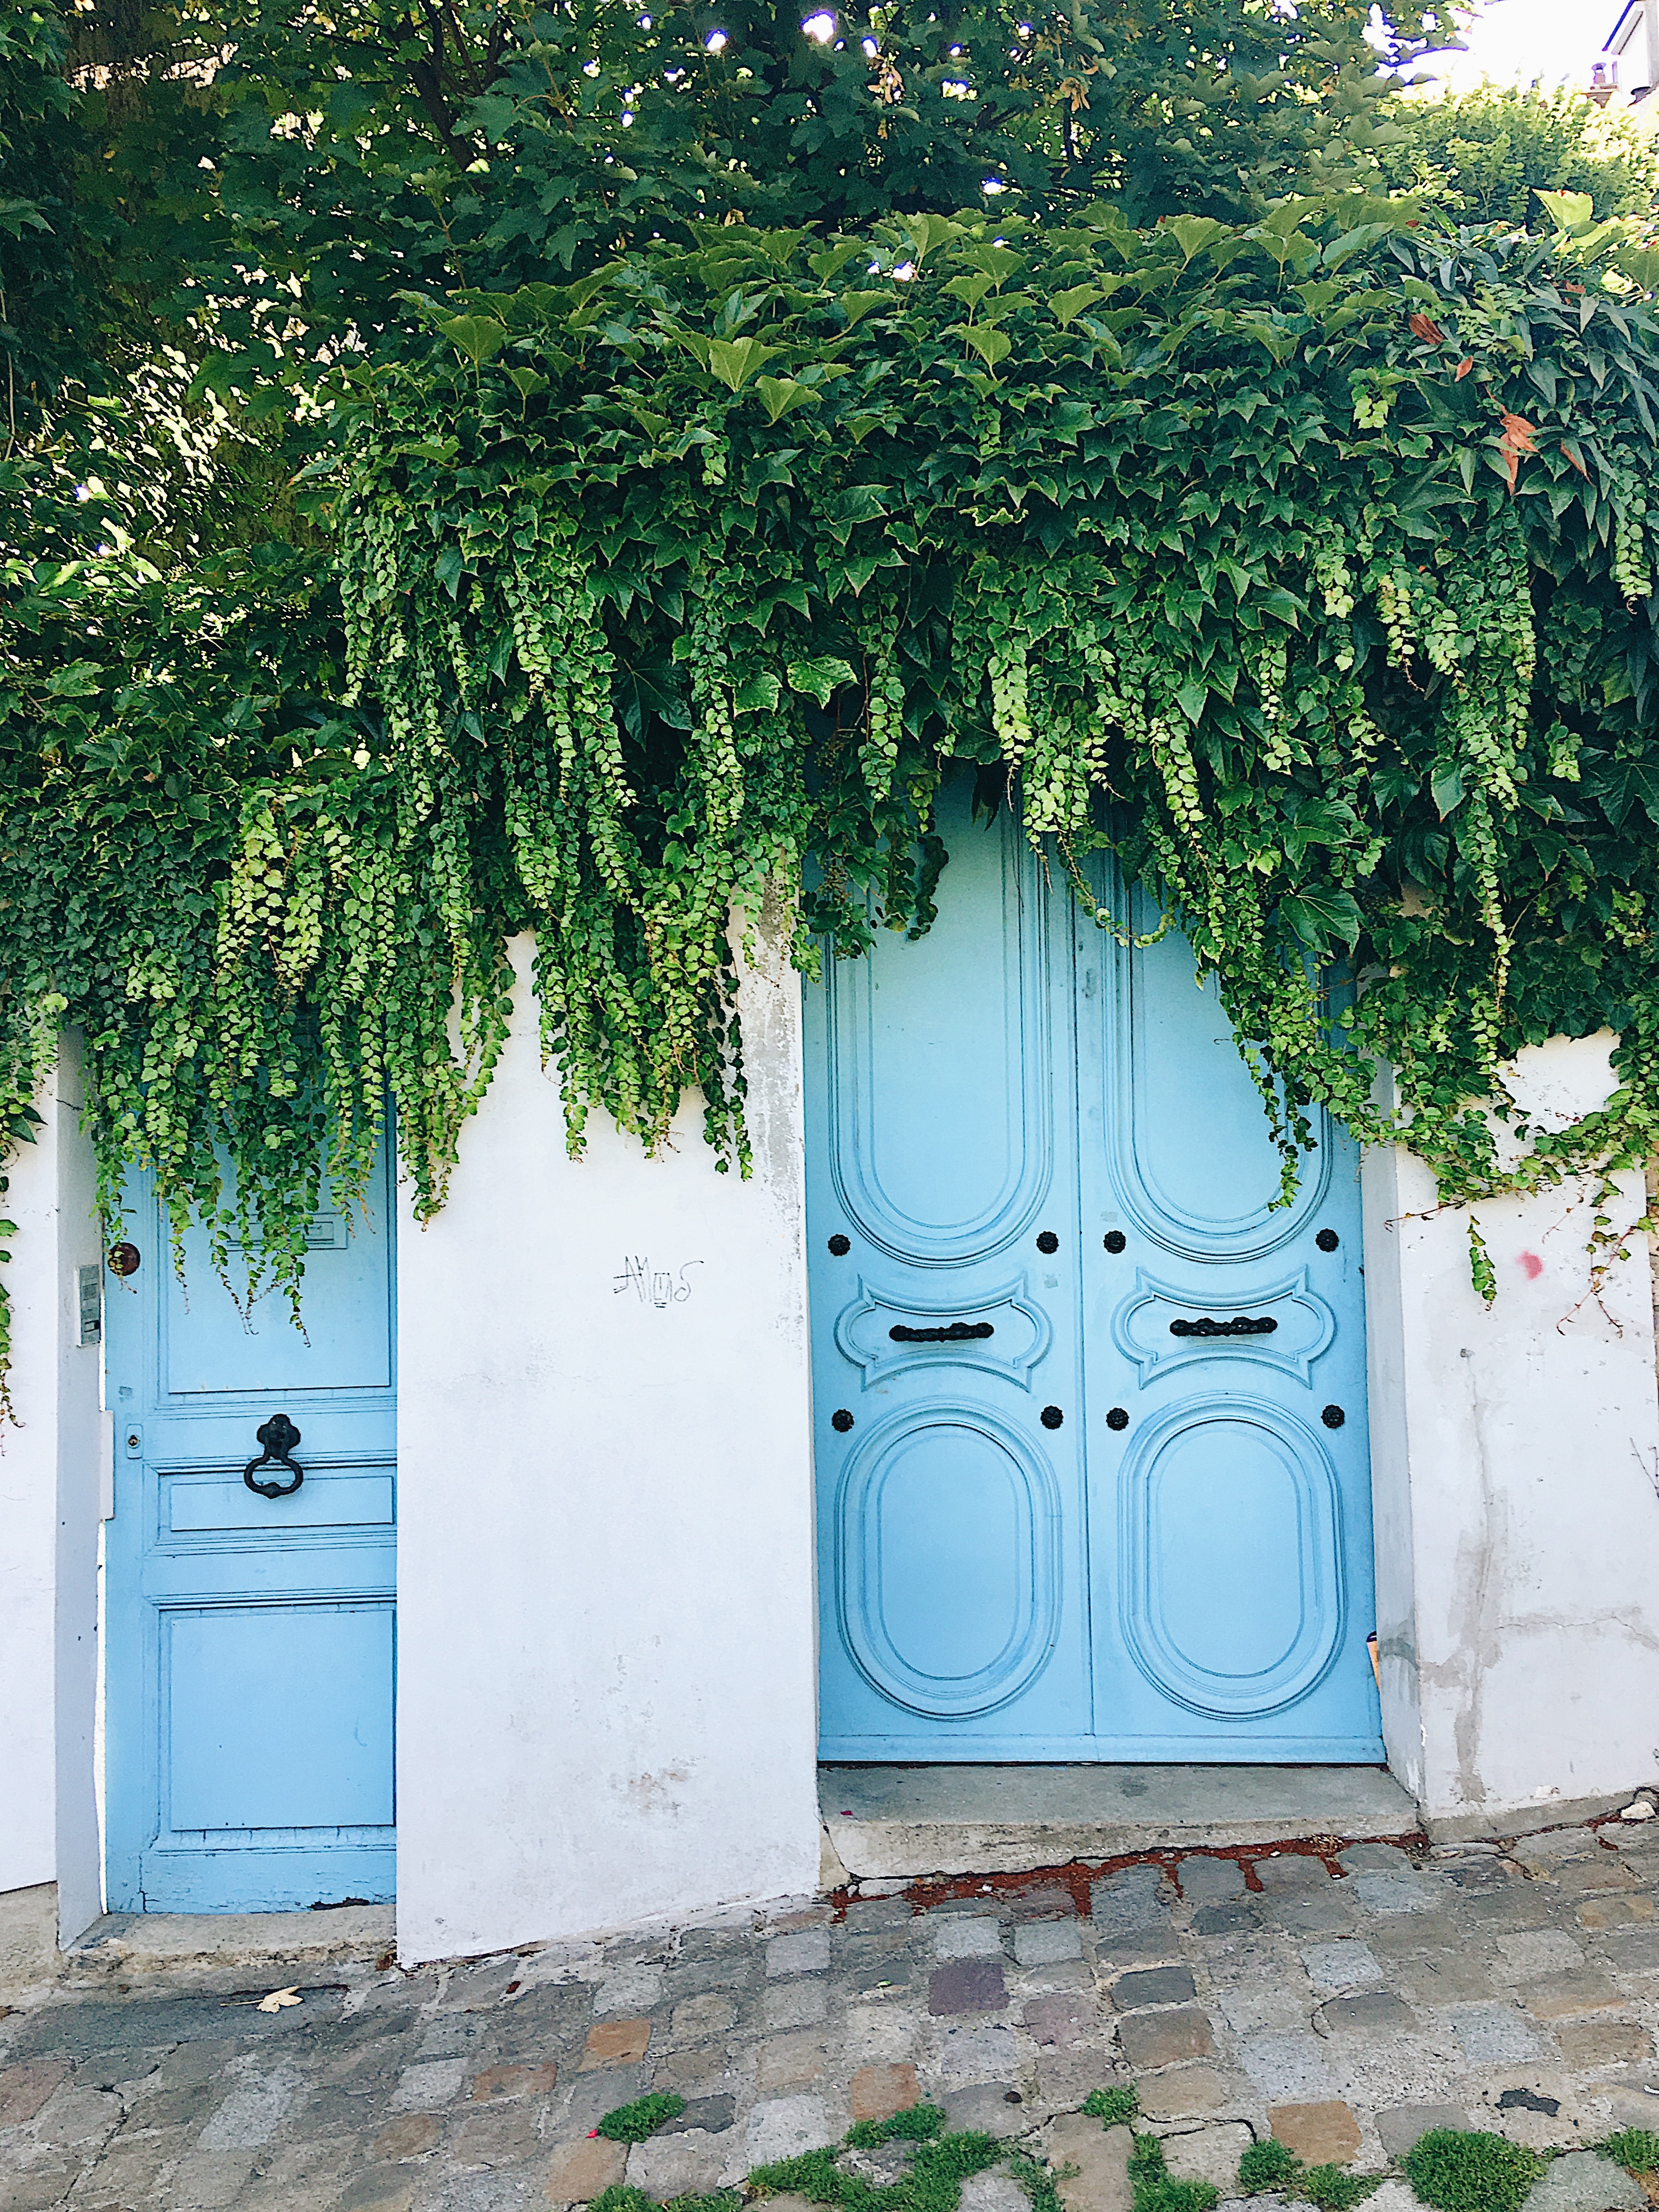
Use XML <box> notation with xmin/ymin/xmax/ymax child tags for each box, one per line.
<box><xmin>1519</xmin><ymin>1250</ymin><xmax>1544</xmax><ymax>1280</ymax></box>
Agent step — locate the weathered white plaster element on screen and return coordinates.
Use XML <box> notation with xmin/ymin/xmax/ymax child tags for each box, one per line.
<box><xmin>1363</xmin><ymin>1031</ymin><xmax>1659</xmax><ymax>1836</ymax></box>
<box><xmin>0</xmin><ymin>1039</ymin><xmax>104</xmax><ymax>1939</ymax></box>
<box><xmin>396</xmin><ymin>928</ymin><xmax>820</xmax><ymax>1962</ymax></box>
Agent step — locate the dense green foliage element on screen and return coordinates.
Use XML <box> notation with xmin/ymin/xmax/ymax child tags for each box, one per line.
<box><xmin>1378</xmin><ymin>84</ymin><xmax>1659</xmax><ymax>230</ymax></box>
<box><xmin>1127</xmin><ymin>2128</ymin><xmax>1220</xmax><ymax>2212</ymax></box>
<box><xmin>8</xmin><ymin>187</ymin><xmax>1659</xmax><ymax>1394</ymax></box>
<box><xmin>5</xmin><ymin>0</ymin><xmax>1437</xmax><ymax>429</ymax></box>
<box><xmin>1402</xmin><ymin>2131</ymin><xmax>1540</xmax><ymax>2212</ymax></box>
<box><xmin>597</xmin><ymin>2093</ymin><xmax>689</xmax><ymax>2142</ymax></box>
<box><xmin>1240</xmin><ymin>2142</ymin><xmax>1302</xmax><ymax>2194</ymax></box>
<box><xmin>1600</xmin><ymin>2132</ymin><xmax>1659</xmax><ymax>2174</ymax></box>
<box><xmin>1081</xmin><ymin>2089</ymin><xmax>1139</xmax><ymax>2125</ymax></box>
<box><xmin>750</xmin><ymin>2120</ymin><xmax>1003</xmax><ymax>2212</ymax></box>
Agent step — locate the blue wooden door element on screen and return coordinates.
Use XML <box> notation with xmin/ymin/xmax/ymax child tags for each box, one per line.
<box><xmin>806</xmin><ymin>784</ymin><xmax>1383</xmax><ymax>1760</ymax></box>
<box><xmin>104</xmin><ymin>1147</ymin><xmax>397</xmax><ymax>1910</ymax></box>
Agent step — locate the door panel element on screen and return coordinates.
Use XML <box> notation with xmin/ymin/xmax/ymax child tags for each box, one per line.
<box><xmin>105</xmin><ymin>1146</ymin><xmax>397</xmax><ymax>1911</ymax></box>
<box><xmin>809</xmin><ymin>785</ymin><xmax>1092</xmax><ymax>1756</ymax></box>
<box><xmin>808</xmin><ymin>786</ymin><xmax>1383</xmax><ymax>1761</ymax></box>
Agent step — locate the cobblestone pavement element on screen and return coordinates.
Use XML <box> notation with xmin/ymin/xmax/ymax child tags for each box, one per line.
<box><xmin>8</xmin><ymin>1818</ymin><xmax>1659</xmax><ymax>2212</ymax></box>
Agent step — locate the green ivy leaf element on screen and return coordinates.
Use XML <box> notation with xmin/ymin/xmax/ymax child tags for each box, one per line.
<box><xmin>1279</xmin><ymin>888</ymin><xmax>1363</xmax><ymax>951</ymax></box>
<box><xmin>753</xmin><ymin>375</ymin><xmax>822</xmax><ymax>424</ymax></box>
<box><xmin>785</xmin><ymin>656</ymin><xmax>857</xmax><ymax>706</ymax></box>
<box><xmin>440</xmin><ymin>315</ymin><xmax>509</xmax><ymax>366</ymax></box>
<box><xmin>707</xmin><ymin>336</ymin><xmax>780</xmax><ymax>391</ymax></box>
<box><xmin>1048</xmin><ymin>284</ymin><xmax>1104</xmax><ymax>328</ymax></box>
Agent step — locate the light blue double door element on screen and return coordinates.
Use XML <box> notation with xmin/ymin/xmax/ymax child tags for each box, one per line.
<box><xmin>807</xmin><ymin>784</ymin><xmax>1384</xmax><ymax>1760</ymax></box>
<box><xmin>104</xmin><ymin>1150</ymin><xmax>397</xmax><ymax>1911</ymax></box>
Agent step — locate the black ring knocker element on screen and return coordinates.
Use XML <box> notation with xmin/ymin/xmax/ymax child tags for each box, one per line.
<box><xmin>244</xmin><ymin>1412</ymin><xmax>304</xmax><ymax>1499</ymax></box>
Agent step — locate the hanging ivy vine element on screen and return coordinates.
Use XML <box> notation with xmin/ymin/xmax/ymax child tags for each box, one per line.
<box><xmin>4</xmin><ymin>187</ymin><xmax>1659</xmax><ymax>1401</ymax></box>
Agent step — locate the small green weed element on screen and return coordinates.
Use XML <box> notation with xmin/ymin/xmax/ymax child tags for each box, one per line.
<box><xmin>1403</xmin><ymin>2129</ymin><xmax>1541</xmax><ymax>2212</ymax></box>
<box><xmin>1084</xmin><ymin>2088</ymin><xmax>1141</xmax><ymax>2126</ymax></box>
<box><xmin>596</xmin><ymin>2093</ymin><xmax>687</xmax><ymax>2144</ymax></box>
<box><xmin>591</xmin><ymin>2190</ymin><xmax>656</xmax><ymax>2212</ymax></box>
<box><xmin>883</xmin><ymin>2108</ymin><xmax>949</xmax><ymax>2143</ymax></box>
<box><xmin>1130</xmin><ymin>2134</ymin><xmax>1170</xmax><ymax>2186</ymax></box>
<box><xmin>1239</xmin><ymin>2142</ymin><xmax>1302</xmax><ymax>2195</ymax></box>
<box><xmin>749</xmin><ymin>2149</ymin><xmax>845</xmax><ymax>2202</ymax></box>
<box><xmin>1298</xmin><ymin>2166</ymin><xmax>1380</xmax><ymax>2212</ymax></box>
<box><xmin>1005</xmin><ymin>2148</ymin><xmax>1065</xmax><ymax>2212</ymax></box>
<box><xmin>1136</xmin><ymin>2183</ymin><xmax>1221</xmax><ymax>2212</ymax></box>
<box><xmin>1602</xmin><ymin>2131</ymin><xmax>1659</xmax><ymax>2174</ymax></box>
<box><xmin>749</xmin><ymin>2127</ymin><xmax>1002</xmax><ymax>2212</ymax></box>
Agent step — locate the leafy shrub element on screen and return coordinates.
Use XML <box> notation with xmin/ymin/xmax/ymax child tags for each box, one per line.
<box><xmin>1602</xmin><ymin>2132</ymin><xmax>1659</xmax><ymax>2174</ymax></box>
<box><xmin>1240</xmin><ymin>2142</ymin><xmax>1302</xmax><ymax>2194</ymax></box>
<box><xmin>597</xmin><ymin>2094</ymin><xmax>687</xmax><ymax>2144</ymax></box>
<box><xmin>1084</xmin><ymin>2088</ymin><xmax>1141</xmax><ymax>2126</ymax></box>
<box><xmin>1403</xmin><ymin>2129</ymin><xmax>1541</xmax><ymax>2212</ymax></box>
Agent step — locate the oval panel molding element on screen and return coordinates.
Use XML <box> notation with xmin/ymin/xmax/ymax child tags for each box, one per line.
<box><xmin>825</xmin><ymin>795</ymin><xmax>1056</xmax><ymax>1265</ymax></box>
<box><xmin>1118</xmin><ymin>1394</ymin><xmax>1347</xmax><ymax>1720</ymax></box>
<box><xmin>1093</xmin><ymin>885</ymin><xmax>1333</xmax><ymax>1260</ymax></box>
<box><xmin>835</xmin><ymin>1404</ymin><xmax>1063</xmax><ymax>1717</ymax></box>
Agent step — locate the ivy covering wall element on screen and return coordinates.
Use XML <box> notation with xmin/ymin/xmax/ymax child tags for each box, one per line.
<box><xmin>4</xmin><ymin>188</ymin><xmax>1659</xmax><ymax>1388</ymax></box>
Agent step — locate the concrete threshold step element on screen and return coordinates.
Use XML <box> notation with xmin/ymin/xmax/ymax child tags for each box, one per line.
<box><xmin>820</xmin><ymin>1762</ymin><xmax>1421</xmax><ymax>1878</ymax></box>
<box><xmin>67</xmin><ymin>1903</ymin><xmax>396</xmax><ymax>1977</ymax></box>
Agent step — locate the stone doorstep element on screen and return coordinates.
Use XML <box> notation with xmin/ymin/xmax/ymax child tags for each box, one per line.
<box><xmin>65</xmin><ymin>1904</ymin><xmax>398</xmax><ymax>1975</ymax></box>
<box><xmin>821</xmin><ymin>1766</ymin><xmax>1421</xmax><ymax>1880</ymax></box>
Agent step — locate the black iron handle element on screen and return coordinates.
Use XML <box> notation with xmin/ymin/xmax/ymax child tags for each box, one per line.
<box><xmin>1170</xmin><ymin>1314</ymin><xmax>1278</xmax><ymax>1338</ymax></box>
<box><xmin>244</xmin><ymin>1412</ymin><xmax>304</xmax><ymax>1499</ymax></box>
<box><xmin>889</xmin><ymin>1321</ymin><xmax>995</xmax><ymax>1344</ymax></box>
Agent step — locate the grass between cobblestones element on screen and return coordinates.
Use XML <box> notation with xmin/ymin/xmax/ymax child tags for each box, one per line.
<box><xmin>591</xmin><ymin>2085</ymin><xmax>1659</xmax><ymax>2212</ymax></box>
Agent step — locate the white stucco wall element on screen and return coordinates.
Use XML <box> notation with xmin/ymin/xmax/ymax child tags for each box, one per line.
<box><xmin>396</xmin><ymin>927</ymin><xmax>821</xmax><ymax>1963</ymax></box>
<box><xmin>0</xmin><ymin>1041</ymin><xmax>104</xmax><ymax>1939</ymax></box>
<box><xmin>1364</xmin><ymin>1031</ymin><xmax>1659</xmax><ymax>1837</ymax></box>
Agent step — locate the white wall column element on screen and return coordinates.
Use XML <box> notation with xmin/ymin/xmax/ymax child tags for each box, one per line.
<box><xmin>1363</xmin><ymin>1032</ymin><xmax>1659</xmax><ymax>1837</ymax></box>
<box><xmin>0</xmin><ymin>1036</ymin><xmax>105</xmax><ymax>1945</ymax></box>
<box><xmin>396</xmin><ymin>928</ymin><xmax>821</xmax><ymax>1962</ymax></box>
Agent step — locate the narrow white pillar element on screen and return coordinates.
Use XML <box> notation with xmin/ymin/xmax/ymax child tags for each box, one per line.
<box><xmin>0</xmin><ymin>1036</ymin><xmax>105</xmax><ymax>1944</ymax></box>
<box><xmin>396</xmin><ymin>929</ymin><xmax>821</xmax><ymax>1961</ymax></box>
<box><xmin>1363</xmin><ymin>1032</ymin><xmax>1659</xmax><ymax>1836</ymax></box>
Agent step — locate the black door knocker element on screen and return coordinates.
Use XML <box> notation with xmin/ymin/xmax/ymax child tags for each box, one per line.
<box><xmin>244</xmin><ymin>1412</ymin><xmax>304</xmax><ymax>1499</ymax></box>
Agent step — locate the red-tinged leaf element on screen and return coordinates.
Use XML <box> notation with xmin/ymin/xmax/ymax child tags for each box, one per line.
<box><xmin>1455</xmin><ymin>357</ymin><xmax>1473</xmax><ymax>380</ymax></box>
<box><xmin>1495</xmin><ymin>409</ymin><xmax>1538</xmax><ymax>492</ymax></box>
<box><xmin>1408</xmin><ymin>312</ymin><xmax>1447</xmax><ymax>346</ymax></box>
<box><xmin>1560</xmin><ymin>438</ymin><xmax>1589</xmax><ymax>478</ymax></box>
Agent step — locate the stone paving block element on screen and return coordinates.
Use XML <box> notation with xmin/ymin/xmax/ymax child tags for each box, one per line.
<box><xmin>1374</xmin><ymin>2103</ymin><xmax>1468</xmax><ymax>2158</ymax></box>
<box><xmin>1092</xmin><ymin>1871</ymin><xmax>1173</xmax><ymax>1954</ymax></box>
<box><xmin>769</xmin><ymin>1930</ymin><xmax>833</xmax><ymax>1978</ymax></box>
<box><xmin>1256</xmin><ymin>1857</ymin><xmax>1332</xmax><ymax>1896</ymax></box>
<box><xmin>1241</xmin><ymin>2033</ymin><xmax>1339</xmax><ymax>2103</ymax></box>
<box><xmin>450</xmin><ymin>2099</ymin><xmax>547</xmax><ymax>2165</ymax></box>
<box><xmin>340</xmin><ymin>2172</ymin><xmax>417</xmax><ymax>2212</ymax></box>
<box><xmin>556</xmin><ymin>2066</ymin><xmax>649</xmax><ymax>2134</ymax></box>
<box><xmin>471</xmin><ymin>2062</ymin><xmax>558</xmax><ymax>2101</ymax></box>
<box><xmin>842</xmin><ymin>1900</ymin><xmax>915</xmax><ymax>1932</ymax></box>
<box><xmin>580</xmin><ymin>2019</ymin><xmax>652</xmax><ymax>2070</ymax></box>
<box><xmin>759</xmin><ymin>2033</ymin><xmax>831</xmax><ymax>2094</ymax></box>
<box><xmin>391</xmin><ymin>2059</ymin><xmax>468</xmax><ymax>2112</ymax></box>
<box><xmin>1118</xmin><ymin>2009</ymin><xmax>1214</xmax><ymax>2071</ymax></box>
<box><xmin>851</xmin><ymin>2063</ymin><xmax>921</xmax><ymax>2121</ymax></box>
<box><xmin>545</xmin><ymin>2135</ymin><xmax>629</xmax><ymax>2203</ymax></box>
<box><xmin>1558</xmin><ymin>1861</ymin><xmax>1639</xmax><ymax>1895</ymax></box>
<box><xmin>1581</xmin><ymin>2083</ymin><xmax>1659</xmax><ymax>2129</ymax></box>
<box><xmin>1047</xmin><ymin>2114</ymin><xmax>1133</xmax><ymax>2212</ymax></box>
<box><xmin>941</xmin><ymin>2083</ymin><xmax>1032</xmax><ymax>2137</ymax></box>
<box><xmin>671</xmin><ymin>1994</ymin><xmax>737</xmax><ymax>2043</ymax></box>
<box><xmin>1515</xmin><ymin>1830</ymin><xmax>1602</xmax><ymax>1868</ymax></box>
<box><xmin>1302</xmin><ymin>1943</ymin><xmax>1383</xmax><ymax>1990</ymax></box>
<box><xmin>1523</xmin><ymin>1972</ymin><xmax>1626</xmax><ymax>2020</ymax></box>
<box><xmin>1181</xmin><ymin>1860</ymin><xmax>1247</xmax><ymax>1904</ymax></box>
<box><xmin>628</xmin><ymin>2131</ymin><xmax>729</xmax><ymax>2200</ymax></box>
<box><xmin>1494</xmin><ymin>1931</ymin><xmax>1587</xmax><ymax>1978</ymax></box>
<box><xmin>1475</xmin><ymin>2079</ymin><xmax>1584</xmax><ymax>2153</ymax></box>
<box><xmin>1266</xmin><ymin>1899</ymin><xmax>1357</xmax><ymax>1939</ymax></box>
<box><xmin>1555</xmin><ymin>2021</ymin><xmax>1652</xmax><ymax>2068</ymax></box>
<box><xmin>661</xmin><ymin>2094</ymin><xmax>737</xmax><ymax>2135</ymax></box>
<box><xmin>747</xmin><ymin>2094</ymin><xmax>836</xmax><ymax>2166</ymax></box>
<box><xmin>1193</xmin><ymin>1904</ymin><xmax>1262</xmax><ymax>1939</ymax></box>
<box><xmin>1007</xmin><ymin>1886</ymin><xmax>1079</xmax><ymax>1923</ymax></box>
<box><xmin>650</xmin><ymin>2044</ymin><xmax>741</xmax><ymax>2100</ymax></box>
<box><xmin>0</xmin><ymin>2058</ymin><xmax>72</xmax><ymax>2128</ymax></box>
<box><xmin>1025</xmin><ymin>1995</ymin><xmax>1093</xmax><ymax>2047</ymax></box>
<box><xmin>1160</xmin><ymin>2123</ymin><xmax>1254</xmax><ymax>2188</ymax></box>
<box><xmin>962</xmin><ymin>2175</ymin><xmax>1036</xmax><ymax>2212</ymax></box>
<box><xmin>1453</xmin><ymin>2004</ymin><xmax>1558</xmax><ymax>2066</ymax></box>
<box><xmin>1213</xmin><ymin>1974</ymin><xmax>1313</xmax><ymax>2037</ymax></box>
<box><xmin>375</xmin><ymin>2113</ymin><xmax>443</xmax><ymax>2158</ymax></box>
<box><xmin>766</xmin><ymin>1982</ymin><xmax>831</xmax><ymax>2029</ymax></box>
<box><xmin>594</xmin><ymin>1965</ymin><xmax>664</xmax><ymax>2016</ymax></box>
<box><xmin>1338</xmin><ymin>1846</ymin><xmax>1416</xmax><ymax>1876</ymax></box>
<box><xmin>935</xmin><ymin>1920</ymin><xmax>1006</xmax><ymax>1962</ymax></box>
<box><xmin>1015</xmin><ymin>1921</ymin><xmax>1084</xmax><ymax>1967</ymax></box>
<box><xmin>1576</xmin><ymin>1898</ymin><xmax>1656</xmax><ymax>1932</ymax></box>
<box><xmin>1318</xmin><ymin>1993</ymin><xmax>1418</xmax><ymax>2035</ymax></box>
<box><xmin>1112</xmin><ymin>1968</ymin><xmax>1198</xmax><ymax>2011</ymax></box>
<box><xmin>929</xmin><ymin>1962</ymin><xmax>1008</xmax><ymax>2017</ymax></box>
<box><xmin>1041</xmin><ymin>2051</ymin><xmax>1119</xmax><ymax>2111</ymax></box>
<box><xmin>1131</xmin><ymin>2071</ymin><xmax>1242</xmax><ymax>2125</ymax></box>
<box><xmin>1526</xmin><ymin>2150</ymin><xmax>1646</xmax><ymax>2212</ymax></box>
<box><xmin>843</xmin><ymin>2003</ymin><xmax>924</xmax><ymax>2068</ymax></box>
<box><xmin>936</xmin><ymin>2023</ymin><xmax>1020</xmax><ymax>2083</ymax></box>
<box><xmin>1351</xmin><ymin>1875</ymin><xmax>1438</xmax><ymax>1915</ymax></box>
<box><xmin>1267</xmin><ymin>2101</ymin><xmax>1362</xmax><ymax>2166</ymax></box>
<box><xmin>1391</xmin><ymin>1950</ymin><xmax>1498</xmax><ymax>2005</ymax></box>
